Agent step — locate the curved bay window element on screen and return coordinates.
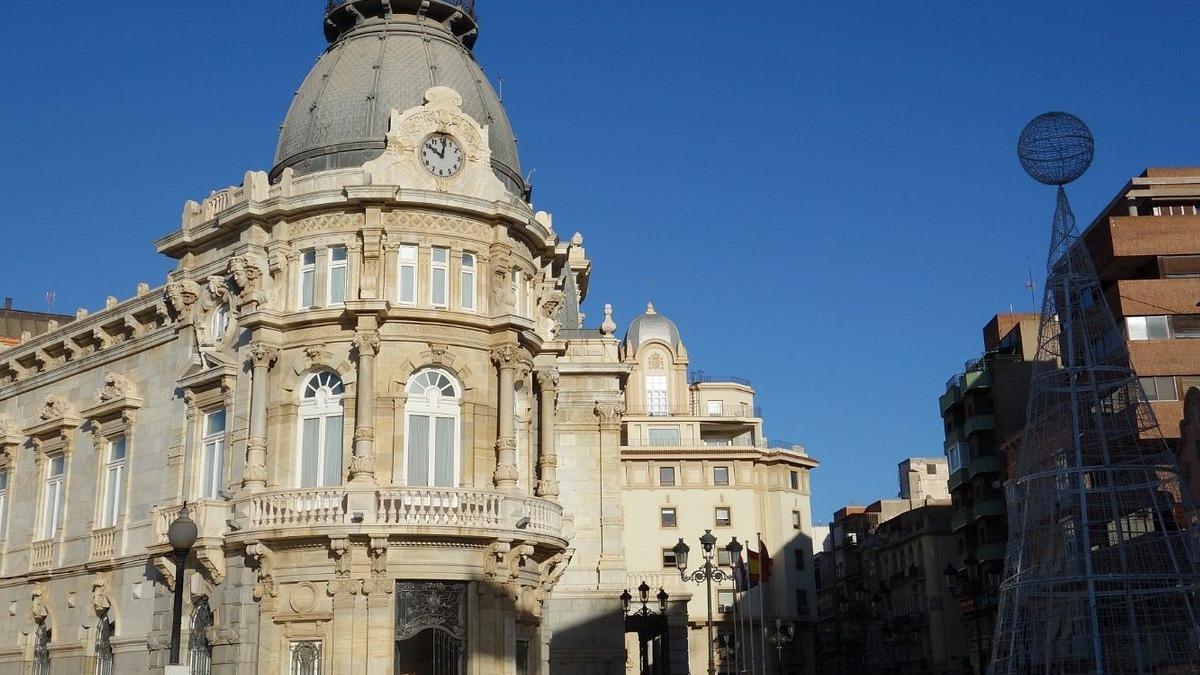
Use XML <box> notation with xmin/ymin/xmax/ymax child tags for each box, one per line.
<box><xmin>94</xmin><ymin>614</ymin><xmax>114</xmax><ymax>675</ymax></box>
<box><xmin>395</xmin><ymin>582</ymin><xmax>466</xmax><ymax>675</ymax></box>
<box><xmin>298</xmin><ymin>371</ymin><xmax>345</xmax><ymax>488</ymax></box>
<box><xmin>190</xmin><ymin>597</ymin><xmax>214</xmax><ymax>675</ymax></box>
<box><xmin>33</xmin><ymin>622</ymin><xmax>50</xmax><ymax>675</ymax></box>
<box><xmin>404</xmin><ymin>370</ymin><xmax>461</xmax><ymax>487</ymax></box>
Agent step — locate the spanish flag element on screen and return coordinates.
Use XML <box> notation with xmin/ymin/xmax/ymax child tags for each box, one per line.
<box><xmin>747</xmin><ymin>548</ymin><xmax>762</xmax><ymax>587</ymax></box>
<box><xmin>758</xmin><ymin>535</ymin><xmax>773</xmax><ymax>583</ymax></box>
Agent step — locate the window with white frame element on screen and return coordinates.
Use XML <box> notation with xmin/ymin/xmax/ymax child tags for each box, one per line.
<box><xmin>200</xmin><ymin>409</ymin><xmax>226</xmax><ymax>499</ymax></box>
<box><xmin>327</xmin><ymin>246</ymin><xmax>348</xmax><ymax>306</ymax></box>
<box><xmin>404</xmin><ymin>369</ymin><xmax>461</xmax><ymax>487</ymax></box>
<box><xmin>715</xmin><ymin>506</ymin><xmax>732</xmax><ymax>527</ymax></box>
<box><xmin>707</xmin><ymin>400</ymin><xmax>723</xmax><ymax>416</ymax></box>
<box><xmin>298</xmin><ymin>371</ymin><xmax>345</xmax><ymax>488</ymax></box>
<box><xmin>99</xmin><ymin>436</ymin><xmax>127</xmax><ymax>529</ymax></box>
<box><xmin>398</xmin><ymin>245</ymin><xmax>418</xmax><ymax>305</ymax></box>
<box><xmin>0</xmin><ymin>467</ymin><xmax>7</xmax><ymax>539</ymax></box>
<box><xmin>645</xmin><ymin>375</ymin><xmax>668</xmax><ymax>415</ymax></box>
<box><xmin>510</xmin><ymin>268</ymin><xmax>522</xmax><ymax>315</ymax></box>
<box><xmin>1127</xmin><ymin>315</ymin><xmax>1169</xmax><ymax>341</ymax></box>
<box><xmin>713</xmin><ymin>466</ymin><xmax>730</xmax><ymax>486</ymax></box>
<box><xmin>717</xmin><ymin>589</ymin><xmax>735</xmax><ymax>613</ymax></box>
<box><xmin>299</xmin><ymin>249</ymin><xmax>316</xmax><ymax>309</ymax></box>
<box><xmin>430</xmin><ymin>247</ymin><xmax>449</xmax><ymax>308</ymax></box>
<box><xmin>647</xmin><ymin>427</ymin><xmax>680</xmax><ymax>446</ymax></box>
<box><xmin>461</xmin><ymin>253</ymin><xmax>476</xmax><ymax>311</ymax></box>
<box><xmin>42</xmin><ymin>455</ymin><xmax>66</xmax><ymax>539</ymax></box>
<box><xmin>1141</xmin><ymin>376</ymin><xmax>1178</xmax><ymax>402</ymax></box>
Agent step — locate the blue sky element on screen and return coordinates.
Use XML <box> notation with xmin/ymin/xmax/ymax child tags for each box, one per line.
<box><xmin>2</xmin><ymin>2</ymin><xmax>1198</xmax><ymax>522</ymax></box>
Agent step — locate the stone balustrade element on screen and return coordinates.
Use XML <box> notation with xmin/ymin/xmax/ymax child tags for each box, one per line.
<box><xmin>90</xmin><ymin>527</ymin><xmax>117</xmax><ymax>561</ymax></box>
<box><xmin>30</xmin><ymin>540</ymin><xmax>54</xmax><ymax>571</ymax></box>
<box><xmin>249</xmin><ymin>488</ymin><xmax>347</xmax><ymax>528</ymax></box>
<box><xmin>152</xmin><ymin>499</ymin><xmax>231</xmax><ymax>546</ymax></box>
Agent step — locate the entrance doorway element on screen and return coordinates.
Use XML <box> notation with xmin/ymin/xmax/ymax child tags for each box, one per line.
<box><xmin>625</xmin><ymin>613</ymin><xmax>671</xmax><ymax>675</ymax></box>
<box><xmin>395</xmin><ymin>582</ymin><xmax>467</xmax><ymax>675</ymax></box>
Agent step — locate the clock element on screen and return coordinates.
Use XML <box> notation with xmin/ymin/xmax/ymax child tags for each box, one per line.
<box><xmin>419</xmin><ymin>133</ymin><xmax>464</xmax><ymax>178</ymax></box>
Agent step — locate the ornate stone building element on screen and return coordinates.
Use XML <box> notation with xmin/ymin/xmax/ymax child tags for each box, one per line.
<box><xmin>0</xmin><ymin>2</ymin><xmax>818</xmax><ymax>673</ymax></box>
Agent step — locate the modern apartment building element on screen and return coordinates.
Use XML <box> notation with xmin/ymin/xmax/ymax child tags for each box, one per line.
<box><xmin>938</xmin><ymin>313</ymin><xmax>1038</xmax><ymax>672</ymax></box>
<box><xmin>1081</xmin><ymin>168</ymin><xmax>1200</xmax><ymax>442</ymax></box>
<box><xmin>0</xmin><ymin>299</ymin><xmax>73</xmax><ymax>349</ymax></box>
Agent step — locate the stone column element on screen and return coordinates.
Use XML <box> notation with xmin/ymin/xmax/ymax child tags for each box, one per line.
<box><xmin>491</xmin><ymin>343</ymin><xmax>523</xmax><ymax>490</ymax></box>
<box><xmin>349</xmin><ymin>331</ymin><xmax>381</xmax><ymax>484</ymax></box>
<box><xmin>535</xmin><ymin>368</ymin><xmax>560</xmax><ymax>498</ymax></box>
<box><xmin>243</xmin><ymin>344</ymin><xmax>278</xmax><ymax>491</ymax></box>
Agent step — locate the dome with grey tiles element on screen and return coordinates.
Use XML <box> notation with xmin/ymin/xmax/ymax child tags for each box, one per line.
<box><xmin>625</xmin><ymin>303</ymin><xmax>681</xmax><ymax>351</ymax></box>
<box><xmin>272</xmin><ymin>0</ymin><xmax>524</xmax><ymax>195</ymax></box>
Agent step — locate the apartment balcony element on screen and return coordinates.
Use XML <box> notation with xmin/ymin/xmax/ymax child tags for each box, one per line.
<box><xmin>951</xmin><ymin>497</ymin><xmax>1007</xmax><ymax>533</ymax></box>
<box><xmin>962</xmin><ymin>368</ymin><xmax>992</xmax><ymax>392</ymax></box>
<box><xmin>30</xmin><ymin>539</ymin><xmax>54</xmax><ymax>572</ymax></box>
<box><xmin>973</xmin><ymin>542</ymin><xmax>1007</xmax><ymax>564</ymax></box>
<box><xmin>939</xmin><ymin>380</ymin><xmax>961</xmax><ymax>414</ymax></box>
<box><xmin>963</xmin><ymin>413</ymin><xmax>997</xmax><ymax>437</ymax></box>
<box><xmin>90</xmin><ymin>527</ymin><xmax>119</xmax><ymax>562</ymax></box>
<box><xmin>966</xmin><ymin>454</ymin><xmax>1004</xmax><ymax>483</ymax></box>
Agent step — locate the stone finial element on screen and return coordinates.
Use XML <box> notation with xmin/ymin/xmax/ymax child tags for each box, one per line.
<box><xmin>601</xmin><ymin>304</ymin><xmax>617</xmax><ymax>337</ymax></box>
<box><xmin>46</xmin><ymin>320</ymin><xmax>59</xmax><ymax>331</ymax></box>
<box><xmin>20</xmin><ymin>331</ymin><xmax>31</xmax><ymax>344</ymax></box>
<box><xmin>105</xmin><ymin>296</ymin><xmax>118</xmax><ymax>309</ymax></box>
<box><xmin>76</xmin><ymin>308</ymin><xmax>88</xmax><ymax>319</ymax></box>
<box><xmin>570</xmin><ymin>232</ymin><xmax>584</xmax><ymax>246</ymax></box>
<box><xmin>645</xmin><ymin>302</ymin><xmax>656</xmax><ymax>315</ymax></box>
<box><xmin>137</xmin><ymin>283</ymin><xmax>150</xmax><ymax>297</ymax></box>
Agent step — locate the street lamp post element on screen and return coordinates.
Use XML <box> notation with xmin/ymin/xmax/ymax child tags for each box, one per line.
<box><xmin>622</xmin><ymin>582</ymin><xmax>670</xmax><ymax>675</ymax></box>
<box><xmin>767</xmin><ymin>618</ymin><xmax>795</xmax><ymax>675</ymax></box>
<box><xmin>673</xmin><ymin>531</ymin><xmax>741</xmax><ymax>675</ymax></box>
<box><xmin>167</xmin><ymin>503</ymin><xmax>198</xmax><ymax>667</ymax></box>
<box><xmin>943</xmin><ymin>554</ymin><xmax>994</xmax><ymax>675</ymax></box>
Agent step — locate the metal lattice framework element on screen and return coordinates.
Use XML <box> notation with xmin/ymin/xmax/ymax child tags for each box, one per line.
<box><xmin>990</xmin><ymin>113</ymin><xmax>1200</xmax><ymax>674</ymax></box>
<box><xmin>325</xmin><ymin>0</ymin><xmax>477</xmax><ymax>20</ymax></box>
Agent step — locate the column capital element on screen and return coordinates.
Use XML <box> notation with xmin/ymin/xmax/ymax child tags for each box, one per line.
<box><xmin>490</xmin><ymin>342</ymin><xmax>525</xmax><ymax>369</ymax></box>
<box><xmin>593</xmin><ymin>400</ymin><xmax>626</xmax><ymax>427</ymax></box>
<box><xmin>352</xmin><ymin>331</ymin><xmax>382</xmax><ymax>357</ymax></box>
<box><xmin>536</xmin><ymin>368</ymin><xmax>560</xmax><ymax>391</ymax></box>
<box><xmin>247</xmin><ymin>344</ymin><xmax>279</xmax><ymax>369</ymax></box>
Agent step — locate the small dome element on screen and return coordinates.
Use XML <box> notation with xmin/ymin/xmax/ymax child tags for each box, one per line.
<box><xmin>272</xmin><ymin>0</ymin><xmax>523</xmax><ymax>195</ymax></box>
<box><xmin>625</xmin><ymin>303</ymin><xmax>681</xmax><ymax>351</ymax></box>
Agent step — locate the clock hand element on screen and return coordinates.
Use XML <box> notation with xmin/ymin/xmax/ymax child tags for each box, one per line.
<box><xmin>435</xmin><ymin>138</ymin><xmax>447</xmax><ymax>159</ymax></box>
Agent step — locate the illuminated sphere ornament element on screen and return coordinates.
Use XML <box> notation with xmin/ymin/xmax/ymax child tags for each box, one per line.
<box><xmin>1017</xmin><ymin>112</ymin><xmax>1094</xmax><ymax>185</ymax></box>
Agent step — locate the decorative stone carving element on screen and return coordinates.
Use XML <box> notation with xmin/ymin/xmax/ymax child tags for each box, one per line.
<box><xmin>329</xmin><ymin>537</ymin><xmax>359</xmax><ymax>597</ymax></box>
<box><xmin>248</xmin><ymin>344</ymin><xmax>280</xmax><ymax>370</ymax></box>
<box><xmin>0</xmin><ymin>417</ymin><xmax>19</xmax><ymax>462</ymax></box>
<box><xmin>39</xmin><ymin>395</ymin><xmax>74</xmax><ymax>422</ymax></box>
<box><xmin>30</xmin><ymin>583</ymin><xmax>48</xmax><ymax>624</ymax></box>
<box><xmin>228</xmin><ymin>256</ymin><xmax>267</xmax><ymax>310</ymax></box>
<box><xmin>426</xmin><ymin>343</ymin><xmax>451</xmax><ymax>365</ymax></box>
<box><xmin>361</xmin><ymin>86</ymin><xmax>509</xmax><ymax>201</ymax></box>
<box><xmin>490</xmin><ymin>342</ymin><xmax>522</xmax><ymax>367</ymax></box>
<box><xmin>482</xmin><ymin>541</ymin><xmax>534</xmax><ymax>599</ymax></box>
<box><xmin>594</xmin><ymin>401</ymin><xmax>626</xmax><ymax>426</ymax></box>
<box><xmin>491</xmin><ymin>245</ymin><xmax>515</xmax><ymax>310</ymax></box>
<box><xmin>98</xmin><ymin>372</ymin><xmax>137</xmax><ymax>403</ymax></box>
<box><xmin>601</xmin><ymin>303</ymin><xmax>617</xmax><ymax>337</ymax></box>
<box><xmin>91</xmin><ymin>574</ymin><xmax>111</xmax><ymax>614</ymax></box>
<box><xmin>246</xmin><ymin>543</ymin><xmax>277</xmax><ymax>600</ymax></box>
<box><xmin>364</xmin><ymin>537</ymin><xmax>393</xmax><ymax>596</ymax></box>
<box><xmin>164</xmin><ymin>280</ymin><xmax>201</xmax><ymax>322</ymax></box>
<box><xmin>351</xmin><ymin>332</ymin><xmax>382</xmax><ymax>357</ymax></box>
<box><xmin>536</xmin><ymin>369</ymin><xmax>560</xmax><ymax>392</ymax></box>
<box><xmin>395</xmin><ymin>582</ymin><xmax>466</xmax><ymax>642</ymax></box>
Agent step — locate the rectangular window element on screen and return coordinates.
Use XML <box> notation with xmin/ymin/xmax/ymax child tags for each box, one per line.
<box><xmin>661</xmin><ymin>548</ymin><xmax>678</xmax><ymax>568</ymax></box>
<box><xmin>1127</xmin><ymin>315</ymin><xmax>1169</xmax><ymax>340</ymax></box>
<box><xmin>460</xmin><ymin>253</ymin><xmax>476</xmax><ymax>311</ymax></box>
<box><xmin>299</xmin><ymin>249</ymin><xmax>316</xmax><ymax>309</ymax></box>
<box><xmin>645</xmin><ymin>376</ymin><xmax>668</xmax><ymax>416</ymax></box>
<box><xmin>794</xmin><ymin>549</ymin><xmax>805</xmax><ymax>570</ymax></box>
<box><xmin>926</xmin><ymin>463</ymin><xmax>937</xmax><ymax>475</ymax></box>
<box><xmin>516</xmin><ymin>640</ymin><xmax>530</xmax><ymax>675</ymax></box>
<box><xmin>398</xmin><ymin>245</ymin><xmax>418</xmax><ymax>305</ymax></box>
<box><xmin>790</xmin><ymin>470</ymin><xmax>799</xmax><ymax>490</ymax></box>
<box><xmin>201</xmin><ymin>409</ymin><xmax>227</xmax><ymax>499</ymax></box>
<box><xmin>707</xmin><ymin>400</ymin><xmax>723</xmax><ymax>416</ymax></box>
<box><xmin>327</xmin><ymin>246</ymin><xmax>348</xmax><ymax>306</ymax></box>
<box><xmin>717</xmin><ymin>548</ymin><xmax>733</xmax><ymax>567</ymax></box>
<box><xmin>406</xmin><ymin>414</ymin><xmax>457</xmax><ymax>488</ymax></box>
<box><xmin>42</xmin><ymin>455</ymin><xmax>65</xmax><ymax>539</ymax></box>
<box><xmin>704</xmin><ymin>438</ymin><xmax>732</xmax><ymax>447</ymax></box>
<box><xmin>659</xmin><ymin>466</ymin><xmax>676</xmax><ymax>486</ymax></box>
<box><xmin>1172</xmin><ymin>315</ymin><xmax>1200</xmax><ymax>338</ymax></box>
<box><xmin>797</xmin><ymin>589</ymin><xmax>809</xmax><ymax>614</ymax></box>
<box><xmin>300</xmin><ymin>415</ymin><xmax>343</xmax><ymax>488</ymax></box>
<box><xmin>713</xmin><ymin>466</ymin><xmax>730</xmax><ymax>486</ymax></box>
<box><xmin>660</xmin><ymin>507</ymin><xmax>677</xmax><ymax>528</ymax></box>
<box><xmin>511</xmin><ymin>269</ymin><xmax>523</xmax><ymax>316</ymax></box>
<box><xmin>717</xmin><ymin>589</ymin><xmax>735</xmax><ymax>613</ymax></box>
<box><xmin>1141</xmin><ymin>376</ymin><xmax>1178</xmax><ymax>402</ymax></box>
<box><xmin>100</xmin><ymin>436</ymin><xmax>127</xmax><ymax>529</ymax></box>
<box><xmin>792</xmin><ymin>510</ymin><xmax>802</xmax><ymax>530</ymax></box>
<box><xmin>715</xmin><ymin>506</ymin><xmax>732</xmax><ymax>527</ymax></box>
<box><xmin>431</xmin><ymin>248</ymin><xmax>449</xmax><ymax>307</ymax></box>
<box><xmin>647</xmin><ymin>427</ymin><xmax>680</xmax><ymax>447</ymax></box>
<box><xmin>0</xmin><ymin>467</ymin><xmax>7</xmax><ymax>539</ymax></box>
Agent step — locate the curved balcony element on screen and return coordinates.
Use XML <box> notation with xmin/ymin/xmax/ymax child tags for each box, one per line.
<box><xmin>238</xmin><ymin>486</ymin><xmax>566</xmax><ymax>546</ymax></box>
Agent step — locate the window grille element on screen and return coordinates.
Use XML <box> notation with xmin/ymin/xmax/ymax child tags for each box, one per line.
<box><xmin>190</xmin><ymin>597</ymin><xmax>214</xmax><ymax>675</ymax></box>
<box><xmin>290</xmin><ymin>641</ymin><xmax>323</xmax><ymax>675</ymax></box>
<box><xmin>33</xmin><ymin>623</ymin><xmax>50</xmax><ymax>675</ymax></box>
<box><xmin>95</xmin><ymin>615</ymin><xmax>114</xmax><ymax>675</ymax></box>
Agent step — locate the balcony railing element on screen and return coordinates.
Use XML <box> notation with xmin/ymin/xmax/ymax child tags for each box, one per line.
<box><xmin>90</xmin><ymin>527</ymin><xmax>117</xmax><ymax>561</ymax></box>
<box><xmin>30</xmin><ymin>539</ymin><xmax>54</xmax><ymax>571</ymax></box>
<box><xmin>152</xmin><ymin>499</ymin><xmax>231</xmax><ymax>547</ymax></box>
<box><xmin>250</xmin><ymin>488</ymin><xmax>347</xmax><ymax>528</ymax></box>
<box><xmin>325</xmin><ymin>0</ymin><xmax>477</xmax><ymax>19</ymax></box>
<box><xmin>688</xmin><ymin>371</ymin><xmax>753</xmax><ymax>387</ymax></box>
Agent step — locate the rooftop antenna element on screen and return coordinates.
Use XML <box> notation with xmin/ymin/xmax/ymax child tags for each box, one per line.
<box><xmin>498</xmin><ymin>76</ymin><xmax>504</xmax><ymax>103</ymax></box>
<box><xmin>45</xmin><ymin>291</ymin><xmax>56</xmax><ymax>315</ymax></box>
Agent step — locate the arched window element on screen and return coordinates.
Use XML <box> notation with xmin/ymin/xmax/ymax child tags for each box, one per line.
<box><xmin>190</xmin><ymin>597</ymin><xmax>214</xmax><ymax>675</ymax></box>
<box><xmin>94</xmin><ymin>614</ymin><xmax>114</xmax><ymax>675</ymax></box>
<box><xmin>33</xmin><ymin>622</ymin><xmax>50</xmax><ymax>675</ymax></box>
<box><xmin>298</xmin><ymin>371</ymin><xmax>345</xmax><ymax>488</ymax></box>
<box><xmin>404</xmin><ymin>369</ymin><xmax>461</xmax><ymax>487</ymax></box>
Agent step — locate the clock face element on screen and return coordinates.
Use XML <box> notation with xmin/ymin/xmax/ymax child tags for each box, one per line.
<box><xmin>419</xmin><ymin>134</ymin><xmax>464</xmax><ymax>178</ymax></box>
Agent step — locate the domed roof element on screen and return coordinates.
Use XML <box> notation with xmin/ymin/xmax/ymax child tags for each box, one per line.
<box><xmin>272</xmin><ymin>0</ymin><xmax>523</xmax><ymax>195</ymax></box>
<box><xmin>625</xmin><ymin>303</ymin><xmax>681</xmax><ymax>351</ymax></box>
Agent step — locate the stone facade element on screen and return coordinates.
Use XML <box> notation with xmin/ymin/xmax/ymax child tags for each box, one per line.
<box><xmin>0</xmin><ymin>3</ymin><xmax>821</xmax><ymax>674</ymax></box>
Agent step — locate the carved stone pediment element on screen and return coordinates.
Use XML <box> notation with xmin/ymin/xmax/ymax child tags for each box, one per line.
<box><xmin>0</xmin><ymin>417</ymin><xmax>20</xmax><ymax>462</ymax></box>
<box><xmin>361</xmin><ymin>86</ymin><xmax>509</xmax><ymax>202</ymax></box>
<box><xmin>24</xmin><ymin>396</ymin><xmax>80</xmax><ymax>451</ymax></box>
<box><xmin>81</xmin><ymin>372</ymin><xmax>144</xmax><ymax>425</ymax></box>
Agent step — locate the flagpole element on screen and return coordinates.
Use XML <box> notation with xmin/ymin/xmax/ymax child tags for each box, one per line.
<box><xmin>746</xmin><ymin>538</ymin><xmax>760</xmax><ymax>675</ymax></box>
<box><xmin>731</xmin><ymin>574</ymin><xmax>744</xmax><ymax>674</ymax></box>
<box><xmin>757</xmin><ymin>533</ymin><xmax>768</xmax><ymax>675</ymax></box>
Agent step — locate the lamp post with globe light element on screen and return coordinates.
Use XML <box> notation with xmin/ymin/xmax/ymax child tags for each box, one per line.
<box><xmin>672</xmin><ymin>531</ymin><xmax>741</xmax><ymax>675</ymax></box>
<box><xmin>167</xmin><ymin>503</ymin><xmax>198</xmax><ymax>669</ymax></box>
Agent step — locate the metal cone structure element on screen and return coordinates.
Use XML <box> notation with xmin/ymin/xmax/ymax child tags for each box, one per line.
<box><xmin>990</xmin><ymin>113</ymin><xmax>1200</xmax><ymax>674</ymax></box>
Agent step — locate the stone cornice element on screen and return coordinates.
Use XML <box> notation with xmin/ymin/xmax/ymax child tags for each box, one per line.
<box><xmin>0</xmin><ymin>327</ymin><xmax>175</xmax><ymax>400</ymax></box>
